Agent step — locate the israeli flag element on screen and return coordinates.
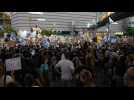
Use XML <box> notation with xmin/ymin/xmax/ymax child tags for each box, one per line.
<box><xmin>109</xmin><ymin>17</ymin><xmax>114</xmax><ymax>24</ymax></box>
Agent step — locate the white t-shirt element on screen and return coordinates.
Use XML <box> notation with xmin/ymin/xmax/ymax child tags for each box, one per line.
<box><xmin>56</xmin><ymin>58</ymin><xmax>74</xmax><ymax>80</ymax></box>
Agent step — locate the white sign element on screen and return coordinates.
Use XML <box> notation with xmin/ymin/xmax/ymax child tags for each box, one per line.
<box><xmin>5</xmin><ymin>57</ymin><xmax>22</xmax><ymax>71</ymax></box>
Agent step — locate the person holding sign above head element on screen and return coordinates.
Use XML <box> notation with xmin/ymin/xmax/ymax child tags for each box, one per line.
<box><xmin>5</xmin><ymin>57</ymin><xmax>22</xmax><ymax>72</ymax></box>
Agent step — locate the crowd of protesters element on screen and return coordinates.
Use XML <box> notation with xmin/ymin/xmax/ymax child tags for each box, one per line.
<box><xmin>0</xmin><ymin>33</ymin><xmax>134</xmax><ymax>87</ymax></box>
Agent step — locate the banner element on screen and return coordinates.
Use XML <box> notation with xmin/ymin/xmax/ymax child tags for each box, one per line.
<box><xmin>5</xmin><ymin>57</ymin><xmax>22</xmax><ymax>71</ymax></box>
<box><xmin>6</xmin><ymin>41</ymin><xmax>16</xmax><ymax>47</ymax></box>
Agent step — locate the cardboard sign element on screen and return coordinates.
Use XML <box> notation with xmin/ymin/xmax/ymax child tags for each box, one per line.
<box><xmin>5</xmin><ymin>57</ymin><xmax>22</xmax><ymax>71</ymax></box>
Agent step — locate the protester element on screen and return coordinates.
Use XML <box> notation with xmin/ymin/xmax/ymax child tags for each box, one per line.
<box><xmin>55</xmin><ymin>53</ymin><xmax>74</xmax><ymax>80</ymax></box>
<box><xmin>5</xmin><ymin>75</ymin><xmax>16</xmax><ymax>87</ymax></box>
<box><xmin>72</xmin><ymin>53</ymin><xmax>82</xmax><ymax>69</ymax></box>
<box><xmin>80</xmin><ymin>69</ymin><xmax>95</xmax><ymax>87</ymax></box>
<box><xmin>124</xmin><ymin>67</ymin><xmax>134</xmax><ymax>87</ymax></box>
<box><xmin>0</xmin><ymin>63</ymin><xmax>4</xmax><ymax>87</ymax></box>
<box><xmin>0</xmin><ymin>32</ymin><xmax>133</xmax><ymax>87</ymax></box>
<box><xmin>55</xmin><ymin>53</ymin><xmax>75</xmax><ymax>87</ymax></box>
<box><xmin>40</xmin><ymin>53</ymin><xmax>49</xmax><ymax>86</ymax></box>
<box><xmin>126</xmin><ymin>54</ymin><xmax>134</xmax><ymax>68</ymax></box>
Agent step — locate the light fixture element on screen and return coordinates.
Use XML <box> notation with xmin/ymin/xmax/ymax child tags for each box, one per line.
<box><xmin>112</xmin><ymin>22</ymin><xmax>118</xmax><ymax>25</ymax></box>
<box><xmin>36</xmin><ymin>18</ymin><xmax>46</xmax><ymax>21</ymax></box>
<box><xmin>28</xmin><ymin>12</ymin><xmax>44</xmax><ymax>15</ymax></box>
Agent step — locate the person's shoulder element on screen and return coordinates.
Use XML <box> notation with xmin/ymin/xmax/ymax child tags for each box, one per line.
<box><xmin>56</xmin><ymin>60</ymin><xmax>63</xmax><ymax>65</ymax></box>
<box><xmin>67</xmin><ymin>60</ymin><xmax>74</xmax><ymax>65</ymax></box>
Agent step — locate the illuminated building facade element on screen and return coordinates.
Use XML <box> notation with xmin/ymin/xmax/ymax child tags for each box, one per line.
<box><xmin>11</xmin><ymin>12</ymin><xmax>97</xmax><ymax>32</ymax></box>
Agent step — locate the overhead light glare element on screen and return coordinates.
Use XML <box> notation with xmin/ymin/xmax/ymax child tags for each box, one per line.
<box><xmin>36</xmin><ymin>18</ymin><xmax>46</xmax><ymax>21</ymax></box>
<box><xmin>112</xmin><ymin>22</ymin><xmax>118</xmax><ymax>24</ymax></box>
<box><xmin>28</xmin><ymin>12</ymin><xmax>44</xmax><ymax>15</ymax></box>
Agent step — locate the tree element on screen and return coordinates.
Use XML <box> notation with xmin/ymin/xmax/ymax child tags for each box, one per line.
<box><xmin>0</xmin><ymin>28</ymin><xmax>4</xmax><ymax>37</ymax></box>
<box><xmin>41</xmin><ymin>29</ymin><xmax>50</xmax><ymax>36</ymax></box>
<box><xmin>41</xmin><ymin>29</ymin><xmax>56</xmax><ymax>36</ymax></box>
<box><xmin>126</xmin><ymin>27</ymin><xmax>134</xmax><ymax>37</ymax></box>
<box><xmin>0</xmin><ymin>25</ymin><xmax>17</xmax><ymax>38</ymax></box>
<box><xmin>3</xmin><ymin>25</ymin><xmax>16</xmax><ymax>34</ymax></box>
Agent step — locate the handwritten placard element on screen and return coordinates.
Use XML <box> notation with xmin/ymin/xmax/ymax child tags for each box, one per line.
<box><xmin>5</xmin><ymin>57</ymin><xmax>22</xmax><ymax>71</ymax></box>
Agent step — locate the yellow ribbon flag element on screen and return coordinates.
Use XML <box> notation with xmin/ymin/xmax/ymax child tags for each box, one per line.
<box><xmin>96</xmin><ymin>35</ymin><xmax>101</xmax><ymax>43</ymax></box>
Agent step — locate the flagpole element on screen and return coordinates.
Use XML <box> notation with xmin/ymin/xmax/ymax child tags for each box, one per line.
<box><xmin>108</xmin><ymin>17</ymin><xmax>112</xmax><ymax>42</ymax></box>
<box><xmin>108</xmin><ymin>22</ymin><xmax>110</xmax><ymax>42</ymax></box>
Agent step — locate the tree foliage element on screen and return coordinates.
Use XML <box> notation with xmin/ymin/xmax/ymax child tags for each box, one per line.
<box><xmin>0</xmin><ymin>25</ymin><xmax>16</xmax><ymax>37</ymax></box>
<box><xmin>3</xmin><ymin>25</ymin><xmax>16</xmax><ymax>33</ymax></box>
<box><xmin>41</xmin><ymin>29</ymin><xmax>56</xmax><ymax>36</ymax></box>
<box><xmin>124</xmin><ymin>27</ymin><xmax>134</xmax><ymax>36</ymax></box>
<box><xmin>0</xmin><ymin>28</ymin><xmax>4</xmax><ymax>37</ymax></box>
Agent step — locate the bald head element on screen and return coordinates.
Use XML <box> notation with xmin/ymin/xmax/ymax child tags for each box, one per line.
<box><xmin>80</xmin><ymin>69</ymin><xmax>93</xmax><ymax>83</ymax></box>
<box><xmin>127</xmin><ymin>54</ymin><xmax>134</xmax><ymax>66</ymax></box>
<box><xmin>127</xmin><ymin>67</ymin><xmax>134</xmax><ymax>77</ymax></box>
<box><xmin>126</xmin><ymin>67</ymin><xmax>134</xmax><ymax>87</ymax></box>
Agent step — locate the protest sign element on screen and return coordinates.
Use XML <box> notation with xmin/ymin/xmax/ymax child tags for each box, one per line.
<box><xmin>6</xmin><ymin>40</ymin><xmax>16</xmax><ymax>47</ymax></box>
<box><xmin>5</xmin><ymin>57</ymin><xmax>22</xmax><ymax>71</ymax></box>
